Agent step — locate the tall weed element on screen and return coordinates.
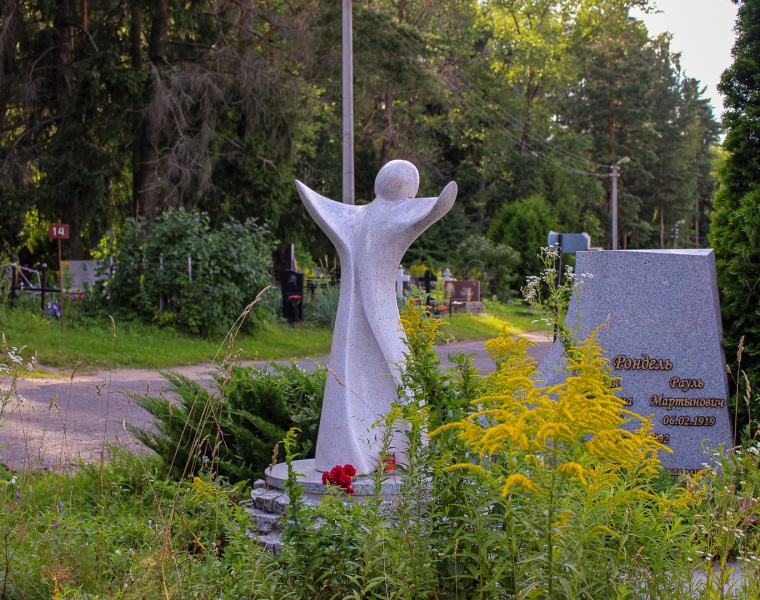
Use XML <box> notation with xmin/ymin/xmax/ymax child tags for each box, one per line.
<box><xmin>305</xmin><ymin>284</ymin><xmax>340</xmax><ymax>328</ymax></box>
<box><xmin>274</xmin><ymin>292</ymin><xmax>703</xmax><ymax>598</ymax></box>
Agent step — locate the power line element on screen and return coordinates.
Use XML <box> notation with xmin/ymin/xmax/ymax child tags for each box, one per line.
<box><xmin>363</xmin><ymin>9</ymin><xmax>611</xmax><ymax>177</ymax></box>
<box><xmin>369</xmin><ymin>9</ymin><xmax>607</xmax><ymax>169</ymax></box>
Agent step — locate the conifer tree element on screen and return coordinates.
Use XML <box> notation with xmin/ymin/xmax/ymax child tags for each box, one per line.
<box><xmin>710</xmin><ymin>0</ymin><xmax>760</xmax><ymax>439</ymax></box>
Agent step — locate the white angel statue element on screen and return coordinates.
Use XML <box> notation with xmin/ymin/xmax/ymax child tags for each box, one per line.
<box><xmin>295</xmin><ymin>160</ymin><xmax>457</xmax><ymax>475</ymax></box>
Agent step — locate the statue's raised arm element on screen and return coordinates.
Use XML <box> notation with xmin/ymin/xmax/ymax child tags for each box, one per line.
<box><xmin>408</xmin><ymin>181</ymin><xmax>458</xmax><ymax>235</ymax></box>
<box><xmin>295</xmin><ymin>181</ymin><xmax>361</xmax><ymax>256</ymax></box>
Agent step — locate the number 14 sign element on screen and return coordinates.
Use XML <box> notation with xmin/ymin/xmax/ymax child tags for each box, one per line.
<box><xmin>48</xmin><ymin>224</ymin><xmax>70</xmax><ymax>239</ymax></box>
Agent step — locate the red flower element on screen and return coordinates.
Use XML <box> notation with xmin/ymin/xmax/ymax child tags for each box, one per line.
<box><xmin>322</xmin><ymin>464</ymin><xmax>356</xmax><ymax>494</ymax></box>
<box><xmin>383</xmin><ymin>454</ymin><xmax>397</xmax><ymax>472</ymax></box>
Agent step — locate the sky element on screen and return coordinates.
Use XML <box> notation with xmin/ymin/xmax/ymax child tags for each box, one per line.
<box><xmin>631</xmin><ymin>0</ymin><xmax>739</xmax><ymax>118</ymax></box>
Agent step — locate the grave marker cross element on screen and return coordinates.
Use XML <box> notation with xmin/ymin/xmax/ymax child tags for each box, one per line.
<box><xmin>421</xmin><ymin>269</ymin><xmax>437</xmax><ymax>306</ymax></box>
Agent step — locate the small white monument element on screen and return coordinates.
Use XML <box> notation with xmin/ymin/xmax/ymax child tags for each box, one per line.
<box><xmin>295</xmin><ymin>160</ymin><xmax>457</xmax><ymax>475</ymax></box>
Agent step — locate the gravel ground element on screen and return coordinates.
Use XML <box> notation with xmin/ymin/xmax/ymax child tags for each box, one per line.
<box><xmin>0</xmin><ymin>333</ymin><xmax>553</xmax><ymax>472</ymax></box>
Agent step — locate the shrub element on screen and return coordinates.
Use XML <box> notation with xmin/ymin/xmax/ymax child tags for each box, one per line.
<box><xmin>0</xmin><ymin>453</ymin><xmax>278</xmax><ymax>599</ymax></box>
<box><xmin>454</xmin><ymin>233</ymin><xmax>520</xmax><ymax>300</ymax></box>
<box><xmin>108</xmin><ymin>208</ymin><xmax>275</xmax><ymax>336</ymax></box>
<box><xmin>488</xmin><ymin>194</ymin><xmax>557</xmax><ymax>284</ymax></box>
<box><xmin>711</xmin><ymin>0</ymin><xmax>760</xmax><ymax>442</ymax></box>
<box><xmin>689</xmin><ymin>442</ymin><xmax>760</xmax><ymax>577</ymax></box>
<box><xmin>128</xmin><ymin>362</ymin><xmax>325</xmax><ymax>483</ymax></box>
<box><xmin>305</xmin><ymin>284</ymin><xmax>339</xmax><ymax>328</ymax></box>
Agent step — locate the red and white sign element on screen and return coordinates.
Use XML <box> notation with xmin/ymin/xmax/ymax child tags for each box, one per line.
<box><xmin>48</xmin><ymin>224</ymin><xmax>70</xmax><ymax>239</ymax></box>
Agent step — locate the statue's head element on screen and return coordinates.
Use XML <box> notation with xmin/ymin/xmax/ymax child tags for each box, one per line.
<box><xmin>375</xmin><ymin>160</ymin><xmax>420</xmax><ymax>201</ymax></box>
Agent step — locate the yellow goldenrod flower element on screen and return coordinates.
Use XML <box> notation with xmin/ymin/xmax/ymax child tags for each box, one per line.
<box><xmin>502</xmin><ymin>473</ymin><xmax>537</xmax><ymax>496</ymax></box>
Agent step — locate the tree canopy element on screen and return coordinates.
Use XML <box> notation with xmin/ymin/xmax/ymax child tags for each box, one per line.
<box><xmin>0</xmin><ymin>0</ymin><xmax>720</xmax><ymax>271</ymax></box>
<box><xmin>710</xmin><ymin>0</ymin><xmax>760</xmax><ymax>441</ymax></box>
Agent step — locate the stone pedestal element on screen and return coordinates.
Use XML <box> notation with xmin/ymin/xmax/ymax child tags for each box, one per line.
<box><xmin>244</xmin><ymin>460</ymin><xmax>402</xmax><ymax>553</ymax></box>
<box><xmin>265</xmin><ymin>459</ymin><xmax>402</xmax><ymax>496</ymax></box>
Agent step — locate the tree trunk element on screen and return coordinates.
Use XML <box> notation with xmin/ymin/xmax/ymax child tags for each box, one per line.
<box><xmin>607</xmin><ymin>105</ymin><xmax>615</xmax><ymax>227</ymax></box>
<box><xmin>130</xmin><ymin>1</ymin><xmax>142</xmax><ymax>69</ymax></box>
<box><xmin>239</xmin><ymin>0</ymin><xmax>254</xmax><ymax>45</ymax></box>
<box><xmin>149</xmin><ymin>0</ymin><xmax>168</xmax><ymax>64</ymax></box>
<box><xmin>55</xmin><ymin>0</ymin><xmax>84</xmax><ymax>258</ymax></box>
<box><xmin>129</xmin><ymin>0</ymin><xmax>142</xmax><ymax>218</ymax></box>
<box><xmin>55</xmin><ymin>0</ymin><xmax>74</xmax><ymax>103</ymax></box>
<box><xmin>134</xmin><ymin>0</ymin><xmax>169</xmax><ymax>223</ymax></box>
<box><xmin>80</xmin><ymin>0</ymin><xmax>87</xmax><ymax>42</ymax></box>
<box><xmin>0</xmin><ymin>0</ymin><xmax>23</xmax><ymax>127</ymax></box>
<box><xmin>657</xmin><ymin>156</ymin><xmax>664</xmax><ymax>249</ymax></box>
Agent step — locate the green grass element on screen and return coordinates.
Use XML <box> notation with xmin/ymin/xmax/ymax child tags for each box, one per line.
<box><xmin>439</xmin><ymin>299</ymin><xmax>543</xmax><ymax>341</ymax></box>
<box><xmin>0</xmin><ymin>299</ymin><xmax>541</xmax><ymax>372</ymax></box>
<box><xmin>0</xmin><ymin>307</ymin><xmax>333</xmax><ymax>372</ymax></box>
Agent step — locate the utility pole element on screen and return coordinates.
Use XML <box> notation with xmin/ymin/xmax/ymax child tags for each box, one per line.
<box><xmin>342</xmin><ymin>0</ymin><xmax>355</xmax><ymax>205</ymax></box>
<box><xmin>610</xmin><ymin>156</ymin><xmax>629</xmax><ymax>250</ymax></box>
<box><xmin>672</xmin><ymin>219</ymin><xmax>686</xmax><ymax>249</ymax></box>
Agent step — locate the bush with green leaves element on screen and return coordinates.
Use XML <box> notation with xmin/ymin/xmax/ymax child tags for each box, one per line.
<box><xmin>107</xmin><ymin>208</ymin><xmax>275</xmax><ymax>336</ymax></box>
<box><xmin>711</xmin><ymin>0</ymin><xmax>760</xmax><ymax>443</ymax></box>
<box><xmin>454</xmin><ymin>233</ymin><xmax>520</xmax><ymax>300</ymax></box>
<box><xmin>4</xmin><ymin>290</ymin><xmax>760</xmax><ymax>597</ymax></box>
<box><xmin>688</xmin><ymin>441</ymin><xmax>760</xmax><ymax>594</ymax></box>
<box><xmin>488</xmin><ymin>194</ymin><xmax>557</xmax><ymax>285</ymax></box>
<box><xmin>128</xmin><ymin>362</ymin><xmax>325</xmax><ymax>483</ymax></box>
<box><xmin>0</xmin><ymin>452</ymin><xmax>284</xmax><ymax>599</ymax></box>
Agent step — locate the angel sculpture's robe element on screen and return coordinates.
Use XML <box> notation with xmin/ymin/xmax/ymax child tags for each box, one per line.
<box><xmin>296</xmin><ymin>161</ymin><xmax>457</xmax><ymax>474</ymax></box>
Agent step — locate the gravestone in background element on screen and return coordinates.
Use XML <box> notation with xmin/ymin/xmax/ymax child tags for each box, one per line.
<box><xmin>402</xmin><ymin>277</ymin><xmax>421</xmax><ymax>295</ymax></box>
<box><xmin>280</xmin><ymin>269</ymin><xmax>304</xmax><ymax>322</ymax></box>
<box><xmin>539</xmin><ymin>249</ymin><xmax>733</xmax><ymax>476</ymax></box>
<box><xmin>63</xmin><ymin>260</ymin><xmax>105</xmax><ymax>291</ymax></box>
<box><xmin>445</xmin><ymin>280</ymin><xmax>481</xmax><ymax>302</ymax></box>
<box><xmin>272</xmin><ymin>244</ymin><xmax>296</xmax><ymax>287</ymax></box>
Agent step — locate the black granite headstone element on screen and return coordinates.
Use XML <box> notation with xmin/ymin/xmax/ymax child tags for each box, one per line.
<box><xmin>281</xmin><ymin>270</ymin><xmax>304</xmax><ymax>322</ymax></box>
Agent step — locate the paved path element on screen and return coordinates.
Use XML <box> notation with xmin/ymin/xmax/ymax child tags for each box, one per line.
<box><xmin>0</xmin><ymin>332</ymin><xmax>553</xmax><ymax>472</ymax></box>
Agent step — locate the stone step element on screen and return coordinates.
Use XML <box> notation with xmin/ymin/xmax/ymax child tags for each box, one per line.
<box><xmin>252</xmin><ymin>531</ymin><xmax>284</xmax><ymax>555</ymax></box>
<box><xmin>250</xmin><ymin>480</ymin><xmax>325</xmax><ymax>512</ymax></box>
<box><xmin>250</xmin><ymin>485</ymin><xmax>289</xmax><ymax>514</ymax></box>
<box><xmin>245</xmin><ymin>506</ymin><xmax>285</xmax><ymax>535</ymax></box>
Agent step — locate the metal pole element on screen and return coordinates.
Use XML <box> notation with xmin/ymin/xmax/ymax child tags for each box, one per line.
<box><xmin>41</xmin><ymin>265</ymin><xmax>46</xmax><ymax>312</ymax></box>
<box><xmin>10</xmin><ymin>265</ymin><xmax>17</xmax><ymax>306</ymax></box>
<box><xmin>610</xmin><ymin>156</ymin><xmax>629</xmax><ymax>250</ymax></box>
<box><xmin>342</xmin><ymin>0</ymin><xmax>355</xmax><ymax>205</ymax></box>
<box><xmin>159</xmin><ymin>254</ymin><xmax>165</xmax><ymax>311</ymax></box>
<box><xmin>611</xmin><ymin>164</ymin><xmax>619</xmax><ymax>251</ymax></box>
<box><xmin>554</xmin><ymin>234</ymin><xmax>562</xmax><ymax>342</ymax></box>
<box><xmin>58</xmin><ymin>237</ymin><xmax>64</xmax><ymax>332</ymax></box>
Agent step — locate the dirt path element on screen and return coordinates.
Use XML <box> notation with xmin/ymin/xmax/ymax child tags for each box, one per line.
<box><xmin>0</xmin><ymin>333</ymin><xmax>553</xmax><ymax>472</ymax></box>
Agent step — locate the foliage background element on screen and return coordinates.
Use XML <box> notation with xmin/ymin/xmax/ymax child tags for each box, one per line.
<box><xmin>0</xmin><ymin>0</ymin><xmax>720</xmax><ymax>281</ymax></box>
<box><xmin>107</xmin><ymin>208</ymin><xmax>274</xmax><ymax>335</ymax></box>
<box><xmin>711</xmin><ymin>0</ymin><xmax>760</xmax><ymax>442</ymax></box>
